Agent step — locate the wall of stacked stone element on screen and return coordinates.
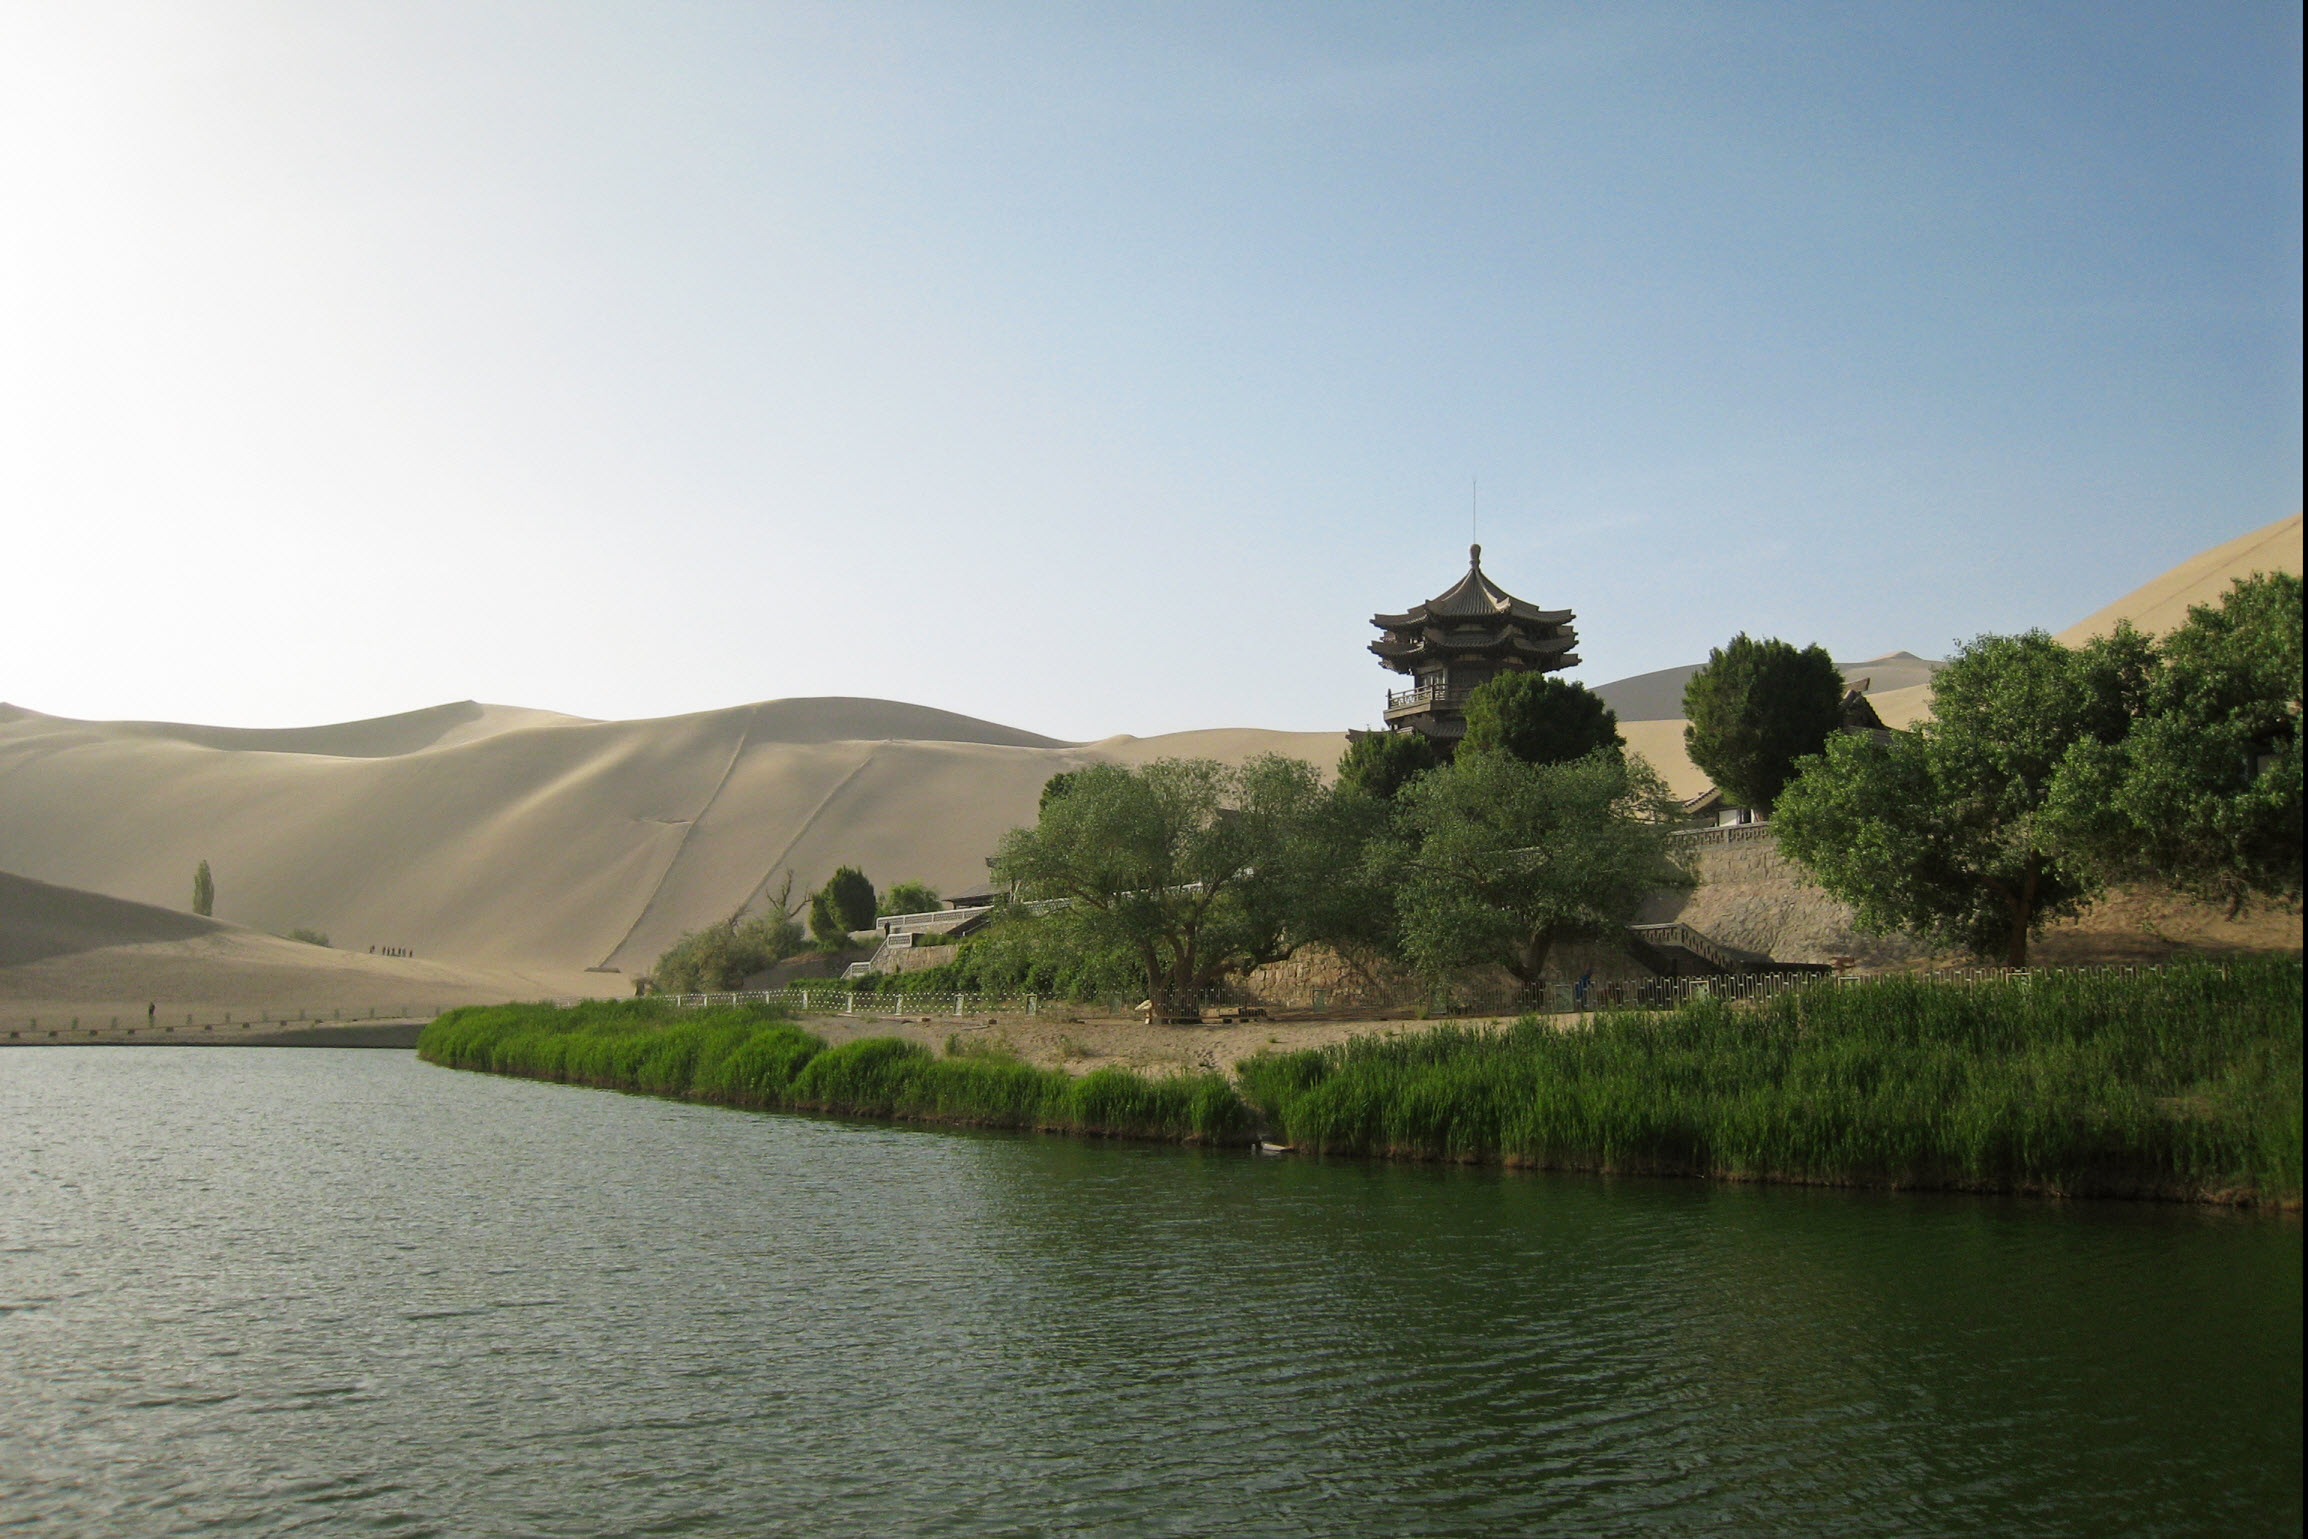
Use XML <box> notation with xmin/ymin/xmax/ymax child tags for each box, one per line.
<box><xmin>1238</xmin><ymin>944</ymin><xmax>1418</xmax><ymax>1009</ymax></box>
<box><xmin>1640</xmin><ymin>828</ymin><xmax>1930</xmax><ymax>971</ymax></box>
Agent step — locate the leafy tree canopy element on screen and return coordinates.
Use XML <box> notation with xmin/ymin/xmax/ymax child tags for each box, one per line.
<box><xmin>1336</xmin><ymin>731</ymin><xmax>1442</xmax><ymax>800</ymax></box>
<box><xmin>656</xmin><ymin>911</ymin><xmax>804</xmax><ymax>992</ymax></box>
<box><xmin>991</xmin><ymin>755</ymin><xmax>1328</xmax><ymax>1019</ymax></box>
<box><xmin>1775</xmin><ymin>628</ymin><xmax>2154</xmax><ymax>964</ymax></box>
<box><xmin>2045</xmin><ymin>573</ymin><xmax>2303</xmax><ymax>912</ymax></box>
<box><xmin>191</xmin><ymin>859</ymin><xmax>214</xmax><ymax>918</ymax></box>
<box><xmin>1039</xmin><ymin>770</ymin><xmax>1082</xmax><ymax>813</ymax></box>
<box><xmin>1460</xmin><ymin>673</ymin><xmax>1622</xmax><ymax>766</ymax></box>
<box><xmin>1681</xmin><ymin>634</ymin><xmax>1848</xmax><ymax>811</ymax></box>
<box><xmin>808</xmin><ymin>866</ymin><xmax>877</xmax><ymax>948</ymax></box>
<box><xmin>1392</xmin><ymin>748</ymin><xmax>1684</xmax><ymax>986</ymax></box>
<box><xmin>878</xmin><ymin>881</ymin><xmax>942</xmax><ymax>918</ymax></box>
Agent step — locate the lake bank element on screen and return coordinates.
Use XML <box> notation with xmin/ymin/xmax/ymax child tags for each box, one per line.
<box><xmin>419</xmin><ymin>958</ymin><xmax>2303</xmax><ymax>1205</ymax></box>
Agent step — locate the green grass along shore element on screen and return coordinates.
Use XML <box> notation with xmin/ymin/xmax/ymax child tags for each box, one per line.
<box><xmin>417</xmin><ymin>959</ymin><xmax>2303</xmax><ymax>1205</ymax></box>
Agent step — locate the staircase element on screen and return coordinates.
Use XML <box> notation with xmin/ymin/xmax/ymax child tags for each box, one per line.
<box><xmin>1621</xmin><ymin>922</ymin><xmax>1831</xmax><ymax>980</ymax></box>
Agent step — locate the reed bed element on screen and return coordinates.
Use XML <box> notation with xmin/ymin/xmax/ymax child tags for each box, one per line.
<box><xmin>1234</xmin><ymin>957</ymin><xmax>2302</xmax><ymax>1203</ymax></box>
<box><xmin>417</xmin><ymin>999</ymin><xmax>1246</xmax><ymax>1144</ymax></box>
<box><xmin>421</xmin><ymin>962</ymin><xmax>2299</xmax><ymax>1203</ymax></box>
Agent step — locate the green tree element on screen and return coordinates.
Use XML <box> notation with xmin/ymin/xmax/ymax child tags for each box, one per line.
<box><xmin>807</xmin><ymin>866</ymin><xmax>877</xmax><ymax>948</ymax></box>
<box><xmin>992</xmin><ymin>755</ymin><xmax>1328</xmax><ymax>1020</ymax></box>
<box><xmin>1392</xmin><ymin>748</ymin><xmax>1685</xmax><ymax>985</ymax></box>
<box><xmin>1681</xmin><ymin>633</ymin><xmax>1848</xmax><ymax>811</ymax></box>
<box><xmin>877</xmin><ymin>881</ymin><xmax>943</xmax><ymax>918</ymax></box>
<box><xmin>1460</xmin><ymin>672</ymin><xmax>1622</xmax><ymax>766</ymax></box>
<box><xmin>1775</xmin><ymin>628</ymin><xmax>2154</xmax><ymax>965</ymax></box>
<box><xmin>2046</xmin><ymin>573</ymin><xmax>2303</xmax><ymax>913</ymax></box>
<box><xmin>191</xmin><ymin>859</ymin><xmax>214</xmax><ymax>917</ymax></box>
<box><xmin>1336</xmin><ymin>731</ymin><xmax>1442</xmax><ymax>800</ymax></box>
<box><xmin>807</xmin><ymin>873</ymin><xmax>874</xmax><ymax>950</ymax></box>
<box><xmin>656</xmin><ymin>911</ymin><xmax>805</xmax><ymax>992</ymax></box>
<box><xmin>1039</xmin><ymin>770</ymin><xmax>1083</xmax><ymax>813</ymax></box>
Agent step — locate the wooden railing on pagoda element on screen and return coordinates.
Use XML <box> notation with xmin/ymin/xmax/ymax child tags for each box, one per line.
<box><xmin>1385</xmin><ymin>683</ymin><xmax>1476</xmax><ymax>715</ymax></box>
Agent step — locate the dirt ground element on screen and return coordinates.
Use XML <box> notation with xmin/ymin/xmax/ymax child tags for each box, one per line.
<box><xmin>796</xmin><ymin>1005</ymin><xmax>1536</xmax><ymax>1079</ymax></box>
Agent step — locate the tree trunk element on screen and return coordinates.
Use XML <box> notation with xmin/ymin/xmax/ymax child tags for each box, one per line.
<box><xmin>1509</xmin><ymin>925</ymin><xmax>1557</xmax><ymax>987</ymax></box>
<box><xmin>2004</xmin><ymin>855</ymin><xmax>2040</xmax><ymax>968</ymax></box>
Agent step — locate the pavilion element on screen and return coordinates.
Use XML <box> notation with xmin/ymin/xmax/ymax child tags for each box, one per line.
<box><xmin>1369</xmin><ymin>543</ymin><xmax>1580</xmax><ymax>742</ymax></box>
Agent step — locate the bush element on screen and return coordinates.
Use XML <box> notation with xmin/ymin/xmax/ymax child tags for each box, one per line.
<box><xmin>878</xmin><ymin>881</ymin><xmax>942</xmax><ymax>917</ymax></box>
<box><xmin>655</xmin><ymin>912</ymin><xmax>804</xmax><ymax>992</ymax></box>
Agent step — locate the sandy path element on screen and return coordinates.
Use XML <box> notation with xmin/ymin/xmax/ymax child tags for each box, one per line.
<box><xmin>792</xmin><ymin>1005</ymin><xmax>1539</xmax><ymax>1079</ymax></box>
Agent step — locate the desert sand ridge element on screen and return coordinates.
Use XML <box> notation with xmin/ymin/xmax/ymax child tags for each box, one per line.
<box><xmin>1</xmin><ymin>519</ymin><xmax>2294</xmax><ymax>995</ymax></box>
<box><xmin>0</xmin><ymin>869</ymin><xmax>605</xmax><ymax>1018</ymax></box>
<box><xmin>0</xmin><ymin>693</ymin><xmax>1347</xmax><ymax>977</ymax></box>
<box><xmin>2055</xmin><ymin>513</ymin><xmax>2302</xmax><ymax>646</ymax></box>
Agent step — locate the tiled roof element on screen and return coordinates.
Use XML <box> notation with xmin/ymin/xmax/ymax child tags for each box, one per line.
<box><xmin>1371</xmin><ymin>544</ymin><xmax>1573</xmax><ymax>629</ymax></box>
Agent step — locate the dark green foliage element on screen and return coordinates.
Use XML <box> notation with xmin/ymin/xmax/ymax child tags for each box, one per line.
<box><xmin>993</xmin><ymin>755</ymin><xmax>1330</xmax><ymax>1018</ymax></box>
<box><xmin>655</xmin><ymin>912</ymin><xmax>804</xmax><ymax>992</ymax></box>
<box><xmin>1234</xmin><ymin>958</ymin><xmax>2300</xmax><ymax>1202</ymax></box>
<box><xmin>191</xmin><ymin>859</ymin><xmax>213</xmax><ymax>918</ymax></box>
<box><xmin>808</xmin><ymin>892</ymin><xmax>849</xmax><ymax>950</ymax></box>
<box><xmin>417</xmin><ymin>999</ymin><xmax>1247</xmax><ymax>1144</ymax></box>
<box><xmin>878</xmin><ymin>881</ymin><xmax>942</xmax><ymax>918</ymax></box>
<box><xmin>1039</xmin><ymin>770</ymin><xmax>1082</xmax><ymax>813</ymax></box>
<box><xmin>1776</xmin><ymin>629</ymin><xmax>2154</xmax><ymax>964</ymax></box>
<box><xmin>1461</xmin><ymin>673</ymin><xmax>1622</xmax><ymax>766</ymax></box>
<box><xmin>1392</xmin><ymin>748</ymin><xmax>1686</xmax><ymax>984</ymax></box>
<box><xmin>284</xmin><ymin>928</ymin><xmax>330</xmax><ymax>948</ymax></box>
<box><xmin>819</xmin><ymin>867</ymin><xmax>877</xmax><ymax>932</ymax></box>
<box><xmin>2046</xmin><ymin>574</ymin><xmax>2304</xmax><ymax>913</ymax></box>
<box><xmin>1681</xmin><ymin>634</ymin><xmax>1847</xmax><ymax>810</ymax></box>
<box><xmin>1336</xmin><ymin>732</ymin><xmax>1442</xmax><ymax>800</ymax></box>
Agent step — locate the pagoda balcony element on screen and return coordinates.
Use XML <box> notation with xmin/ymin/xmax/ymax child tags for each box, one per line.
<box><xmin>1385</xmin><ymin>683</ymin><xmax>1474</xmax><ymax>718</ymax></box>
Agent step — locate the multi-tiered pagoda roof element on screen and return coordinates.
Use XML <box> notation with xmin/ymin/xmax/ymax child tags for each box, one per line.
<box><xmin>1370</xmin><ymin>544</ymin><xmax>1579</xmax><ymax>739</ymax></box>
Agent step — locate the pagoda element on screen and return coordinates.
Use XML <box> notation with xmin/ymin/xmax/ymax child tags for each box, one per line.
<box><xmin>1369</xmin><ymin>543</ymin><xmax>1580</xmax><ymax>741</ymax></box>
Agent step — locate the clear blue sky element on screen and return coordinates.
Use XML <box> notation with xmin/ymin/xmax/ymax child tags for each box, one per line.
<box><xmin>2</xmin><ymin>2</ymin><xmax>2298</xmax><ymax>737</ymax></box>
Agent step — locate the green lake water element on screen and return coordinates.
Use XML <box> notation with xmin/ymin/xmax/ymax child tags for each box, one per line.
<box><xmin>1</xmin><ymin>1048</ymin><xmax>2298</xmax><ymax>1536</ymax></box>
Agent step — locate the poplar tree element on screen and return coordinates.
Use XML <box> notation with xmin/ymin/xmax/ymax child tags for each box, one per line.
<box><xmin>192</xmin><ymin>859</ymin><xmax>214</xmax><ymax>917</ymax></box>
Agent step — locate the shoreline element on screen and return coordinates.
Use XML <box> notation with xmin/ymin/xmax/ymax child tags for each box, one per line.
<box><xmin>425</xmin><ymin>1052</ymin><xmax>2303</xmax><ymax>1210</ymax></box>
<box><xmin>417</xmin><ymin>966</ymin><xmax>2303</xmax><ymax>1210</ymax></box>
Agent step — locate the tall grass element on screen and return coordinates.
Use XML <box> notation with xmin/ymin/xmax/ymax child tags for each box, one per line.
<box><xmin>420</xmin><ymin>963</ymin><xmax>2301</xmax><ymax>1203</ymax></box>
<box><xmin>1235</xmin><ymin>957</ymin><xmax>2302</xmax><ymax>1202</ymax></box>
<box><xmin>417</xmin><ymin>999</ymin><xmax>1245</xmax><ymax>1144</ymax></box>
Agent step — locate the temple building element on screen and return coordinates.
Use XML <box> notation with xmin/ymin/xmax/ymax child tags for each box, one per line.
<box><xmin>1369</xmin><ymin>543</ymin><xmax>1580</xmax><ymax>741</ymax></box>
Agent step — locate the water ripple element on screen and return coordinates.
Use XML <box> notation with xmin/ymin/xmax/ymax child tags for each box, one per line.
<box><xmin>0</xmin><ymin>1048</ymin><xmax>2297</xmax><ymax>1537</ymax></box>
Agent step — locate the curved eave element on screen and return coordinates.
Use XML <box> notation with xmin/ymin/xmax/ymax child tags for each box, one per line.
<box><xmin>1374</xmin><ymin>598</ymin><xmax>1574</xmax><ymax>628</ymax></box>
<box><xmin>1374</xmin><ymin>628</ymin><xmax>1579</xmax><ymax>654</ymax></box>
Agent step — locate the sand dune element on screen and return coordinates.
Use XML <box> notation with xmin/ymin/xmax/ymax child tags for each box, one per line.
<box><xmin>0</xmin><ymin>696</ymin><xmax>1348</xmax><ymax>982</ymax></box>
<box><xmin>2</xmin><ymin>517</ymin><xmax>2292</xmax><ymax>996</ymax></box>
<box><xmin>2056</xmin><ymin>513</ymin><xmax>2302</xmax><ymax>646</ymax></box>
<box><xmin>1598</xmin><ymin>515</ymin><xmax>2302</xmax><ymax>790</ymax></box>
<box><xmin>0</xmin><ymin>870</ymin><xmax>607</xmax><ymax>1020</ymax></box>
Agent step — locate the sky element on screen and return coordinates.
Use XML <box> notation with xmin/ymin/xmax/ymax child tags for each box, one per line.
<box><xmin>1</xmin><ymin>1</ymin><xmax>2299</xmax><ymax>739</ymax></box>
